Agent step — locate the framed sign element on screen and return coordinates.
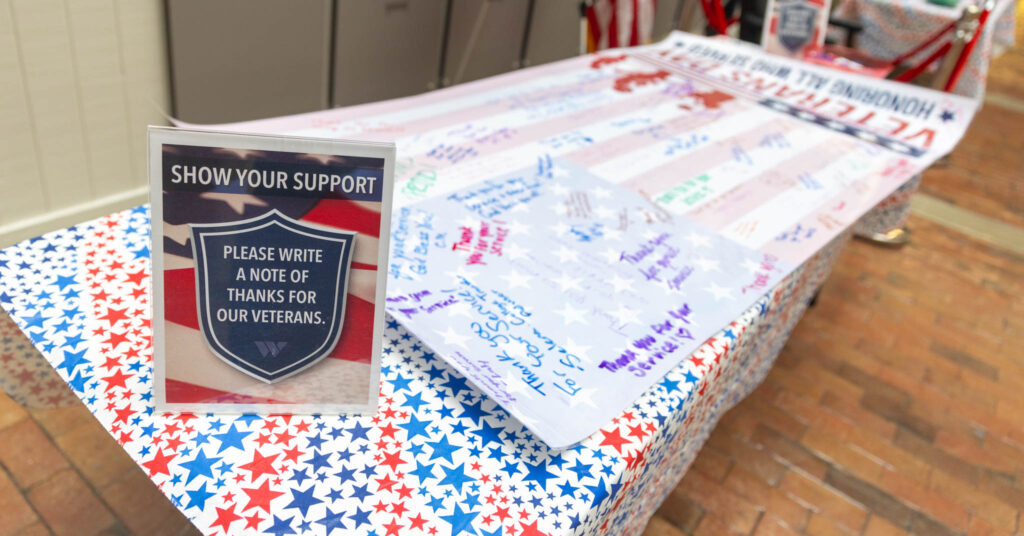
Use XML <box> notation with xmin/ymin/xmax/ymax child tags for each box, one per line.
<box><xmin>762</xmin><ymin>0</ymin><xmax>832</xmax><ymax>59</ymax></box>
<box><xmin>149</xmin><ymin>127</ymin><xmax>394</xmax><ymax>414</ymax></box>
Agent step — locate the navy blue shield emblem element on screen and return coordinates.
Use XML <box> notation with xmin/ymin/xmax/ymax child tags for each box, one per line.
<box><xmin>777</xmin><ymin>3</ymin><xmax>818</xmax><ymax>52</ymax></box>
<box><xmin>190</xmin><ymin>210</ymin><xmax>356</xmax><ymax>383</ymax></box>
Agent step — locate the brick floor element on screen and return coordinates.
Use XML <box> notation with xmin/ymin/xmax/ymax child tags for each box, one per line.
<box><xmin>644</xmin><ymin>6</ymin><xmax>1024</xmax><ymax>536</ymax></box>
<box><xmin>0</xmin><ymin>399</ymin><xmax>200</xmax><ymax>536</ymax></box>
<box><xmin>646</xmin><ymin>211</ymin><xmax>1024</xmax><ymax>536</ymax></box>
<box><xmin>2</xmin><ymin>8</ymin><xmax>1024</xmax><ymax>536</ymax></box>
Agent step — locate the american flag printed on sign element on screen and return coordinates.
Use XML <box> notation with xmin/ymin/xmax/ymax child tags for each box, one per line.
<box><xmin>155</xmin><ymin>143</ymin><xmax>386</xmax><ymax>410</ymax></box>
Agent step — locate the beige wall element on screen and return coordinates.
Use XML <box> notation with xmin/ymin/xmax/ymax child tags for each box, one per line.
<box><xmin>0</xmin><ymin>0</ymin><xmax>170</xmax><ymax>247</ymax></box>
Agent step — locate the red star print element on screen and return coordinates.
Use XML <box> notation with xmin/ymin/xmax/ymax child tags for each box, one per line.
<box><xmin>390</xmin><ymin>501</ymin><xmax>409</xmax><ymax>517</ymax></box>
<box><xmin>124</xmin><ymin>269</ymin><xmax>147</xmax><ymax>286</ymax></box>
<box><xmin>99</xmin><ymin>355</ymin><xmax>122</xmax><ymax>371</ymax></box>
<box><xmin>164</xmin><ymin>435</ymin><xmax>184</xmax><ymax>452</ymax></box>
<box><xmin>383</xmin><ymin>517</ymin><xmax>404</xmax><ymax>536</ymax></box>
<box><xmin>101</xmin><ymin>369</ymin><xmax>131</xmax><ymax>391</ymax></box>
<box><xmin>380</xmin><ymin>450</ymin><xmax>406</xmax><ymax>472</ymax></box>
<box><xmin>394</xmin><ymin>483</ymin><xmax>414</xmax><ymax>500</ymax></box>
<box><xmin>211</xmin><ymin>503</ymin><xmax>242</xmax><ymax>533</ymax></box>
<box><xmin>104</xmin><ymin>330</ymin><xmax>131</xmax><ymax>350</ymax></box>
<box><xmin>598</xmin><ymin>426</ymin><xmax>631</xmax><ymax>454</ymax></box>
<box><xmin>627</xmin><ymin>423</ymin><xmax>648</xmax><ymax>441</ymax></box>
<box><xmin>142</xmin><ymin>448</ymin><xmax>176</xmax><ymax>477</ymax></box>
<box><xmin>519</xmin><ymin>519</ymin><xmax>551</xmax><ymax>536</ymax></box>
<box><xmin>16</xmin><ymin>369</ymin><xmax>35</xmax><ymax>385</ymax></box>
<box><xmin>378</xmin><ymin>422</ymin><xmax>400</xmax><ymax>439</ymax></box>
<box><xmin>112</xmin><ymin>404</ymin><xmax>134</xmax><ymax>425</ymax></box>
<box><xmin>255</xmin><ymin>433</ymin><xmax>273</xmax><ymax>448</ymax></box>
<box><xmin>375</xmin><ymin>473</ymin><xmax>399</xmax><ymax>492</ymax></box>
<box><xmin>408</xmin><ymin>513</ymin><xmax>428</xmax><ymax>530</ymax></box>
<box><xmin>243</xmin><ymin>512</ymin><xmax>263</xmax><ymax>530</ymax></box>
<box><xmin>99</xmin><ymin>306</ymin><xmax>129</xmax><ymax>326</ymax></box>
<box><xmin>280</xmin><ymin>445</ymin><xmax>302</xmax><ymax>464</ymax></box>
<box><xmin>274</xmin><ymin>428</ymin><xmax>296</xmax><ymax>445</ymax></box>
<box><xmin>241</xmin><ymin>478</ymin><xmax>285</xmax><ymax>513</ymax></box>
<box><xmin>237</xmin><ymin>449</ymin><xmax>279</xmax><ymax>482</ymax></box>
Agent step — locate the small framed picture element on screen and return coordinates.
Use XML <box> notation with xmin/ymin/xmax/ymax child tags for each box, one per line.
<box><xmin>149</xmin><ymin>127</ymin><xmax>394</xmax><ymax>414</ymax></box>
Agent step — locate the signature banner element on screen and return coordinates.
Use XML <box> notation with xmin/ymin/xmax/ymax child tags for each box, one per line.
<box><xmin>182</xmin><ymin>31</ymin><xmax>978</xmax><ymax>444</ymax></box>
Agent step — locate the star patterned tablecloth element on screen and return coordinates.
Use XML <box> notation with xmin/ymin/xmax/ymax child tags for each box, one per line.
<box><xmin>0</xmin><ymin>308</ymin><xmax>77</xmax><ymax>409</ymax></box>
<box><xmin>0</xmin><ymin>204</ymin><xmax>847</xmax><ymax>536</ymax></box>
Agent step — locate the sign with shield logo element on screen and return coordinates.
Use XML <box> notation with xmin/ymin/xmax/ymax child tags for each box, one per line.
<box><xmin>777</xmin><ymin>2</ymin><xmax>819</xmax><ymax>52</ymax></box>
<box><xmin>190</xmin><ymin>210</ymin><xmax>356</xmax><ymax>383</ymax></box>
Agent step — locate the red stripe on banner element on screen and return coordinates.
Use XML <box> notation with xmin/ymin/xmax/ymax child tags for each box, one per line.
<box><xmin>351</xmin><ymin>262</ymin><xmax>377</xmax><ymax>271</ymax></box>
<box><xmin>327</xmin><ymin>294</ymin><xmax>375</xmax><ymax>364</ymax></box>
<box><xmin>165</xmin><ymin>378</ymin><xmax>291</xmax><ymax>404</ymax></box>
<box><xmin>301</xmin><ymin>200</ymin><xmax>382</xmax><ymax>238</ymax></box>
<box><xmin>164</xmin><ymin>268</ymin><xmax>200</xmax><ymax>330</ymax></box>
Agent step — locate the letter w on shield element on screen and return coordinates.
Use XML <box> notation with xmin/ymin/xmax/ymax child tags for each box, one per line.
<box><xmin>189</xmin><ymin>209</ymin><xmax>356</xmax><ymax>383</ymax></box>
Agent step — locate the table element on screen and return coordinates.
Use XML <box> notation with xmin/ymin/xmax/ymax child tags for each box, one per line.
<box><xmin>835</xmin><ymin>0</ymin><xmax>1017</xmax><ymax>98</ymax></box>
<box><xmin>0</xmin><ymin>31</ymin><xmax>975</xmax><ymax>535</ymax></box>
<box><xmin>0</xmin><ymin>207</ymin><xmax>846</xmax><ymax>535</ymax></box>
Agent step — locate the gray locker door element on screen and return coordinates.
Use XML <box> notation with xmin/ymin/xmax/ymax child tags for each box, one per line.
<box><xmin>652</xmin><ymin>0</ymin><xmax>684</xmax><ymax>40</ymax></box>
<box><xmin>523</xmin><ymin>1</ymin><xmax>581</xmax><ymax>67</ymax></box>
<box><xmin>167</xmin><ymin>0</ymin><xmax>332</xmax><ymax>124</ymax></box>
<box><xmin>442</xmin><ymin>0</ymin><xmax>530</xmax><ymax>86</ymax></box>
<box><xmin>333</xmin><ymin>0</ymin><xmax>448</xmax><ymax>107</ymax></box>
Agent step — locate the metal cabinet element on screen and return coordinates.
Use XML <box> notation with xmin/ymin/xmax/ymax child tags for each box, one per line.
<box><xmin>653</xmin><ymin>0</ymin><xmax>686</xmax><ymax>40</ymax></box>
<box><xmin>167</xmin><ymin>0</ymin><xmax>588</xmax><ymax>122</ymax></box>
<box><xmin>332</xmin><ymin>0</ymin><xmax>447</xmax><ymax>106</ymax></box>
<box><xmin>442</xmin><ymin>0</ymin><xmax>531</xmax><ymax>86</ymax></box>
<box><xmin>167</xmin><ymin>0</ymin><xmax>332</xmax><ymax>123</ymax></box>
<box><xmin>523</xmin><ymin>1</ymin><xmax>582</xmax><ymax>67</ymax></box>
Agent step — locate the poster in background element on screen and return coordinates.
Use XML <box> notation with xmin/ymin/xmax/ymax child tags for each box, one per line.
<box><xmin>762</xmin><ymin>0</ymin><xmax>832</xmax><ymax>58</ymax></box>
<box><xmin>149</xmin><ymin>127</ymin><xmax>395</xmax><ymax>414</ymax></box>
